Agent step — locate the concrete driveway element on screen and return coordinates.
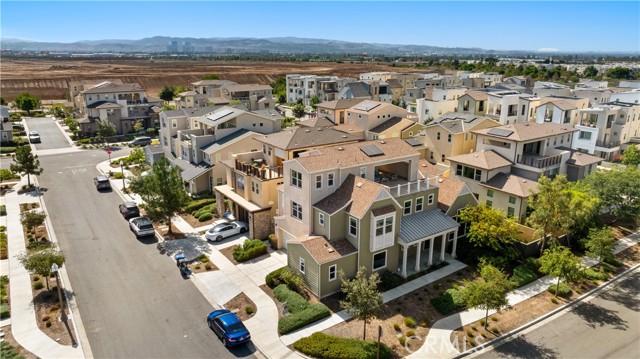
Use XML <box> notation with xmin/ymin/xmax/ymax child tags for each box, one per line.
<box><xmin>24</xmin><ymin>117</ymin><xmax>71</xmax><ymax>150</ymax></box>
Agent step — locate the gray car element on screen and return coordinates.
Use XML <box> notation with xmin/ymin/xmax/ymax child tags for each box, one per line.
<box><xmin>93</xmin><ymin>175</ymin><xmax>111</xmax><ymax>191</ymax></box>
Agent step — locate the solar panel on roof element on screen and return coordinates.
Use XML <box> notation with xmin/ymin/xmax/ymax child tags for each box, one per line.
<box><xmin>353</xmin><ymin>102</ymin><xmax>381</xmax><ymax>112</ymax></box>
<box><xmin>208</xmin><ymin>109</ymin><xmax>235</xmax><ymax>122</ymax></box>
<box><xmin>404</xmin><ymin>138</ymin><xmax>422</xmax><ymax>147</ymax></box>
<box><xmin>487</xmin><ymin>128</ymin><xmax>514</xmax><ymax>137</ymax></box>
<box><xmin>360</xmin><ymin>145</ymin><xmax>384</xmax><ymax>157</ymax></box>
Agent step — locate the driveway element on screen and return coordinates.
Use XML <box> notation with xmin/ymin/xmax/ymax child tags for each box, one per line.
<box><xmin>472</xmin><ymin>268</ymin><xmax>640</xmax><ymax>359</ymax></box>
<box><xmin>24</xmin><ymin>117</ymin><xmax>71</xmax><ymax>150</ymax></box>
<box><xmin>37</xmin><ymin>150</ymin><xmax>255</xmax><ymax>359</ymax></box>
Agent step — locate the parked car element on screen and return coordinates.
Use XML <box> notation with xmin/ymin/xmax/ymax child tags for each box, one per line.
<box><xmin>128</xmin><ymin>217</ymin><xmax>155</xmax><ymax>238</ymax></box>
<box><xmin>28</xmin><ymin>131</ymin><xmax>41</xmax><ymax>143</ymax></box>
<box><xmin>128</xmin><ymin>136</ymin><xmax>152</xmax><ymax>147</ymax></box>
<box><xmin>118</xmin><ymin>202</ymin><xmax>140</xmax><ymax>219</ymax></box>
<box><xmin>204</xmin><ymin>221</ymin><xmax>248</xmax><ymax>242</ymax></box>
<box><xmin>206</xmin><ymin>309</ymin><xmax>251</xmax><ymax>347</ymax></box>
<box><xmin>93</xmin><ymin>175</ymin><xmax>111</xmax><ymax>191</ymax></box>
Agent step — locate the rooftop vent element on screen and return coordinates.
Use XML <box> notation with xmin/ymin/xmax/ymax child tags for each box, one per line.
<box><xmin>318</xmin><ymin>128</ymin><xmax>323</xmax><ymax>131</ymax></box>
<box><xmin>380</xmin><ymin>140</ymin><xmax>386</xmax><ymax>144</ymax></box>
<box><xmin>338</xmin><ymin>147</ymin><xmax>344</xmax><ymax>151</ymax></box>
<box><xmin>522</xmin><ymin>179</ymin><xmax>528</xmax><ymax>183</ymax></box>
<box><xmin>305</xmin><ymin>130</ymin><xmax>310</xmax><ymax>133</ymax></box>
<box><xmin>356</xmin><ymin>182</ymin><xmax>363</xmax><ymax>188</ymax></box>
<box><xmin>342</xmin><ymin>135</ymin><xmax>347</xmax><ymax>138</ymax></box>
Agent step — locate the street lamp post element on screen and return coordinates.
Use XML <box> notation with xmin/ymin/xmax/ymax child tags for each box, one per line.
<box><xmin>50</xmin><ymin>263</ymin><xmax>67</xmax><ymax>322</ymax></box>
<box><xmin>120</xmin><ymin>160</ymin><xmax>126</xmax><ymax>190</ymax></box>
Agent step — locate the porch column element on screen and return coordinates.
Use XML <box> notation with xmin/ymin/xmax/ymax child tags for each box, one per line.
<box><xmin>451</xmin><ymin>228</ymin><xmax>458</xmax><ymax>258</ymax></box>
<box><xmin>414</xmin><ymin>242</ymin><xmax>422</xmax><ymax>273</ymax></box>
<box><xmin>401</xmin><ymin>244</ymin><xmax>408</xmax><ymax>278</ymax></box>
<box><xmin>440</xmin><ymin>234</ymin><xmax>447</xmax><ymax>261</ymax></box>
<box><xmin>428</xmin><ymin>237</ymin><xmax>434</xmax><ymax>266</ymax></box>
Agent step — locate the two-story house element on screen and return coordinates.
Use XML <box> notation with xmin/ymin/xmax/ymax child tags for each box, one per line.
<box><xmin>76</xmin><ymin>81</ymin><xmax>163</xmax><ymax>135</ymax></box>
<box><xmin>458</xmin><ymin>91</ymin><xmax>488</xmax><ymax>116</ymax></box>
<box><xmin>315</xmin><ymin>99</ymin><xmax>366</xmax><ymax>125</ymax></box>
<box><xmin>533</xmin><ymin>82</ymin><xmax>572</xmax><ymax>97</ymax></box>
<box><xmin>485</xmin><ymin>91</ymin><xmax>540</xmax><ymax>125</ymax></box>
<box><xmin>280</xmin><ymin>139</ymin><xmax>459</xmax><ymax>298</ymax></box>
<box><xmin>424</xmin><ymin>112</ymin><xmax>500</xmax><ymax>165</ymax></box>
<box><xmin>220</xmin><ymin>84</ymin><xmax>274</xmax><ymax>111</ymax></box>
<box><xmin>191</xmin><ymin>79</ymin><xmax>238</xmax><ymax>96</ymax></box>
<box><xmin>345</xmin><ymin>100</ymin><xmax>415</xmax><ymax>136</ymax></box>
<box><xmin>534</xmin><ymin>96</ymin><xmax>590</xmax><ymax>126</ymax></box>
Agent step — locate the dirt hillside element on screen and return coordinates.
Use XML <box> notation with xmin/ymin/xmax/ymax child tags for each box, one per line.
<box><xmin>1</xmin><ymin>58</ymin><xmax>426</xmax><ymax>101</ymax></box>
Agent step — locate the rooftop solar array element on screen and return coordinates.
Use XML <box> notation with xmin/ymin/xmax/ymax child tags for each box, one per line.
<box><xmin>404</xmin><ymin>138</ymin><xmax>422</xmax><ymax>147</ymax></box>
<box><xmin>207</xmin><ymin>109</ymin><xmax>235</xmax><ymax>123</ymax></box>
<box><xmin>487</xmin><ymin>128</ymin><xmax>514</xmax><ymax>137</ymax></box>
<box><xmin>353</xmin><ymin>102</ymin><xmax>381</xmax><ymax>112</ymax></box>
<box><xmin>360</xmin><ymin>145</ymin><xmax>385</xmax><ymax>157</ymax></box>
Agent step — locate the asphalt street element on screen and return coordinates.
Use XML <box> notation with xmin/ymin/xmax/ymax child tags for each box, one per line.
<box><xmin>473</xmin><ymin>268</ymin><xmax>640</xmax><ymax>359</ymax></box>
<box><xmin>37</xmin><ymin>148</ymin><xmax>255</xmax><ymax>359</ymax></box>
<box><xmin>24</xmin><ymin>117</ymin><xmax>71</xmax><ymax>150</ymax></box>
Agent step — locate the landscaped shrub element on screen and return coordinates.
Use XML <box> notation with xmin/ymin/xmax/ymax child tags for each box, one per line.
<box><xmin>524</xmin><ymin>257</ymin><xmax>542</xmax><ymax>275</ymax></box>
<box><xmin>204</xmin><ymin>263</ymin><xmax>212</xmax><ymax>271</ymax></box>
<box><xmin>265</xmin><ymin>266</ymin><xmax>306</xmax><ymax>295</ymax></box>
<box><xmin>245</xmin><ymin>306</ymin><xmax>255</xmax><ymax>315</ymax></box>
<box><xmin>547</xmin><ymin>282</ymin><xmax>572</xmax><ymax>297</ymax></box>
<box><xmin>403</xmin><ymin>316</ymin><xmax>416</xmax><ymax>328</ymax></box>
<box><xmin>0</xmin><ymin>234</ymin><xmax>6</xmax><ymax>260</ymax></box>
<box><xmin>0</xmin><ymin>205</ymin><xmax>6</xmax><ymax>216</ymax></box>
<box><xmin>33</xmin><ymin>281</ymin><xmax>44</xmax><ymax>290</ymax></box>
<box><xmin>0</xmin><ymin>147</ymin><xmax>17</xmax><ymax>154</ymax></box>
<box><xmin>0</xmin><ymin>303</ymin><xmax>9</xmax><ymax>319</ymax></box>
<box><xmin>406</xmin><ymin>330</ymin><xmax>416</xmax><ymax>337</ymax></box>
<box><xmin>293</xmin><ymin>332</ymin><xmax>392</xmax><ymax>359</ymax></box>
<box><xmin>268</xmin><ymin>233</ymin><xmax>277</xmax><ymax>249</ymax></box>
<box><xmin>604</xmin><ymin>257</ymin><xmax>622</xmax><ymax>267</ymax></box>
<box><xmin>193</xmin><ymin>204</ymin><xmax>216</xmax><ymax>218</ymax></box>
<box><xmin>185</xmin><ymin>198</ymin><xmax>216</xmax><ymax>213</ymax></box>
<box><xmin>430</xmin><ymin>288</ymin><xmax>467</xmax><ymax>315</ymax></box>
<box><xmin>510</xmin><ymin>265</ymin><xmax>538</xmax><ymax>288</ymax></box>
<box><xmin>582</xmin><ymin>268</ymin><xmax>608</xmax><ymax>281</ymax></box>
<box><xmin>266</xmin><ymin>266</ymin><xmax>288</xmax><ymax>288</ymax></box>
<box><xmin>393</xmin><ymin>323</ymin><xmax>401</xmax><ymax>331</ymax></box>
<box><xmin>232</xmin><ymin>239</ymin><xmax>267</xmax><ymax>262</ymax></box>
<box><xmin>113</xmin><ymin>172</ymin><xmax>123</xmax><ymax>179</ymax></box>
<box><xmin>0</xmin><ymin>169</ymin><xmax>19</xmax><ymax>182</ymax></box>
<box><xmin>197</xmin><ymin>213</ymin><xmax>213</xmax><ymax>222</ymax></box>
<box><xmin>274</xmin><ymin>284</ymin><xmax>330</xmax><ymax>334</ymax></box>
<box><xmin>379</xmin><ymin>269</ymin><xmax>404</xmax><ymax>291</ymax></box>
<box><xmin>77</xmin><ymin>138</ymin><xmax>91</xmax><ymax>145</ymax></box>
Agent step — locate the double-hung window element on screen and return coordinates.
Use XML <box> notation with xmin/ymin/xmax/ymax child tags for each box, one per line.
<box><xmin>349</xmin><ymin>217</ymin><xmax>358</xmax><ymax>237</ymax></box>
<box><xmin>291</xmin><ymin>170</ymin><xmax>302</xmax><ymax>188</ymax></box>
<box><xmin>291</xmin><ymin>201</ymin><xmax>302</xmax><ymax>220</ymax></box>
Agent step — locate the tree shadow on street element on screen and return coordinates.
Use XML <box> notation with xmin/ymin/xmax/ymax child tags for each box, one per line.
<box><xmin>493</xmin><ymin>336</ymin><xmax>559</xmax><ymax>359</ymax></box>
<box><xmin>569</xmin><ymin>301</ymin><xmax>628</xmax><ymax>330</ymax></box>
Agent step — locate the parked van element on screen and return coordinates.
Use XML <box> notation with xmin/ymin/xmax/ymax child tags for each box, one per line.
<box><xmin>129</xmin><ymin>136</ymin><xmax>152</xmax><ymax>147</ymax></box>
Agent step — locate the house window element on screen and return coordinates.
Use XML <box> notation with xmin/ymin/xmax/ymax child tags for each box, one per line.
<box><xmin>349</xmin><ymin>217</ymin><xmax>358</xmax><ymax>237</ymax></box>
<box><xmin>441</xmin><ymin>154</ymin><xmax>445</xmax><ymax>162</ymax></box>
<box><xmin>315</xmin><ymin>175</ymin><xmax>322</xmax><ymax>190</ymax></box>
<box><xmin>507</xmin><ymin>207</ymin><xmax>515</xmax><ymax>217</ymax></box>
<box><xmin>447</xmin><ymin>134</ymin><xmax>452</xmax><ymax>142</ymax></box>
<box><xmin>319</xmin><ymin>213</ymin><xmax>325</xmax><ymax>226</ymax></box>
<box><xmin>360</xmin><ymin>167</ymin><xmax>366</xmax><ymax>178</ymax></box>
<box><xmin>216</xmin><ymin>177</ymin><xmax>223</xmax><ymax>186</ymax></box>
<box><xmin>508</xmin><ymin>196</ymin><xmax>516</xmax><ymax>204</ymax></box>
<box><xmin>486</xmin><ymin>200</ymin><xmax>493</xmax><ymax>207</ymax></box>
<box><xmin>291</xmin><ymin>201</ymin><xmax>302</xmax><ymax>220</ymax></box>
<box><xmin>291</xmin><ymin>170</ymin><xmax>302</xmax><ymax>188</ymax></box>
<box><xmin>430</xmin><ymin>152</ymin><xmax>434</xmax><ymax>160</ymax></box>
<box><xmin>299</xmin><ymin>257</ymin><xmax>305</xmax><ymax>274</ymax></box>
<box><xmin>456</xmin><ymin>164</ymin><xmax>463</xmax><ymax>176</ymax></box>
<box><xmin>415</xmin><ymin>197</ymin><xmax>424</xmax><ymax>212</ymax></box>
<box><xmin>579</xmin><ymin>131</ymin><xmax>591</xmax><ymax>140</ymax></box>
<box><xmin>372</xmin><ymin>251</ymin><xmax>387</xmax><ymax>271</ymax></box>
<box><xmin>327</xmin><ymin>173</ymin><xmax>335</xmax><ymax>187</ymax></box>
<box><xmin>437</xmin><ymin>132</ymin><xmax>441</xmax><ymax>140</ymax></box>
<box><xmin>487</xmin><ymin>189</ymin><xmax>494</xmax><ymax>197</ymax></box>
<box><xmin>403</xmin><ymin>200</ymin><xmax>412</xmax><ymax>215</ymax></box>
<box><xmin>428</xmin><ymin>194</ymin><xmax>435</xmax><ymax>205</ymax></box>
<box><xmin>375</xmin><ymin>216</ymin><xmax>394</xmax><ymax>236</ymax></box>
<box><xmin>253</xmin><ymin>181</ymin><xmax>260</xmax><ymax>194</ymax></box>
<box><xmin>329</xmin><ymin>265</ymin><xmax>337</xmax><ymax>281</ymax></box>
<box><xmin>263</xmin><ymin>145</ymin><xmax>266</xmax><ymax>153</ymax></box>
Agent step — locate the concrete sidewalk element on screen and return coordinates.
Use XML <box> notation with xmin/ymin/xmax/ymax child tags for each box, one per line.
<box><xmin>409</xmin><ymin>230</ymin><xmax>640</xmax><ymax>359</ymax></box>
<box><xmin>4</xmin><ymin>177</ymin><xmax>84</xmax><ymax>359</ymax></box>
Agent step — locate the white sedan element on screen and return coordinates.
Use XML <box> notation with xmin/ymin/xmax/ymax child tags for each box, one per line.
<box><xmin>205</xmin><ymin>221</ymin><xmax>248</xmax><ymax>242</ymax></box>
<box><xmin>28</xmin><ymin>131</ymin><xmax>41</xmax><ymax>143</ymax></box>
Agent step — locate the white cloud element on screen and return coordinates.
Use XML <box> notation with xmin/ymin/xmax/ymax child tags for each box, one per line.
<box><xmin>537</xmin><ymin>48</ymin><xmax>559</xmax><ymax>52</ymax></box>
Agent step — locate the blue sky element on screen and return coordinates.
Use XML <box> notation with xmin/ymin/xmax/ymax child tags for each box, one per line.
<box><xmin>1</xmin><ymin>1</ymin><xmax>638</xmax><ymax>52</ymax></box>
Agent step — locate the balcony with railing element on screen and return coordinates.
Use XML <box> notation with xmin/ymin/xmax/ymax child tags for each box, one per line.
<box><xmin>382</xmin><ymin>176</ymin><xmax>439</xmax><ymax>197</ymax></box>
<box><xmin>235</xmin><ymin>158</ymin><xmax>283</xmax><ymax>181</ymax></box>
<box><xmin>595</xmin><ymin>140</ymin><xmax>620</xmax><ymax>148</ymax></box>
<box><xmin>517</xmin><ymin>152</ymin><xmax>563</xmax><ymax>169</ymax></box>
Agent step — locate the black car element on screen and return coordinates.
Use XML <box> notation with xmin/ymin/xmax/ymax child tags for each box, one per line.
<box><xmin>119</xmin><ymin>202</ymin><xmax>140</xmax><ymax>219</ymax></box>
<box><xmin>93</xmin><ymin>175</ymin><xmax>111</xmax><ymax>191</ymax></box>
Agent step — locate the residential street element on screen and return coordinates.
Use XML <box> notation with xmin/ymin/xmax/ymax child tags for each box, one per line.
<box><xmin>37</xmin><ymin>149</ymin><xmax>255</xmax><ymax>359</ymax></box>
<box><xmin>473</xmin><ymin>268</ymin><xmax>640</xmax><ymax>359</ymax></box>
<box><xmin>24</xmin><ymin>117</ymin><xmax>71</xmax><ymax>150</ymax></box>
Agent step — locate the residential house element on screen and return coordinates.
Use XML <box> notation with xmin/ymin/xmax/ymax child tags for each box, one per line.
<box><xmin>76</xmin><ymin>81</ymin><xmax>163</xmax><ymax>135</ymax></box>
<box><xmin>533</xmin><ymin>82</ymin><xmax>572</xmax><ymax>97</ymax></box>
<box><xmin>69</xmin><ymin>79</ymin><xmax>123</xmax><ymax>108</ymax></box>
<box><xmin>369</xmin><ymin>117</ymin><xmax>424</xmax><ymax>141</ymax></box>
<box><xmin>338</xmin><ymin>82</ymin><xmax>375</xmax><ymax>101</ymax></box>
<box><xmin>174</xmin><ymin>91</ymin><xmax>210</xmax><ymax>109</ymax></box>
<box><xmin>191</xmin><ymin>80</ymin><xmax>238</xmax><ymax>96</ymax></box>
<box><xmin>572</xmin><ymin>88</ymin><xmax>612</xmax><ymax>106</ymax></box>
<box><xmin>345</xmin><ymin>100</ymin><xmax>415</xmax><ymax>135</ymax></box>
<box><xmin>315</xmin><ymin>99</ymin><xmax>366</xmax><ymax>125</ymax></box>
<box><xmin>411</xmin><ymin>98</ymin><xmax>458</xmax><ymax>124</ymax></box>
<box><xmin>286</xmin><ymin>75</ymin><xmax>336</xmax><ymax>105</ymax></box>
<box><xmin>610</xmin><ymin>88</ymin><xmax>640</xmax><ymax>105</ymax></box>
<box><xmin>458</xmin><ymin>91</ymin><xmax>488</xmax><ymax>116</ymax></box>
<box><xmin>424</xmin><ymin>112</ymin><xmax>500</xmax><ymax>165</ymax></box>
<box><xmin>279</xmin><ymin>139</ymin><xmax>458</xmax><ymax>298</ymax></box>
<box><xmin>535</xmin><ymin>96</ymin><xmax>590</xmax><ymax>125</ymax></box>
<box><xmin>220</xmin><ymin>84</ymin><xmax>274</xmax><ymax>111</ymax></box>
<box><xmin>486</xmin><ymin>91</ymin><xmax>540</xmax><ymax>125</ymax></box>
<box><xmin>317</xmin><ymin>77</ymin><xmax>357</xmax><ymax>102</ymax></box>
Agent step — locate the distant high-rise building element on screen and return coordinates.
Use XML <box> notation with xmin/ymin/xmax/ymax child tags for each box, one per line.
<box><xmin>183</xmin><ymin>41</ymin><xmax>194</xmax><ymax>54</ymax></box>
<box><xmin>167</xmin><ymin>40</ymin><xmax>178</xmax><ymax>53</ymax></box>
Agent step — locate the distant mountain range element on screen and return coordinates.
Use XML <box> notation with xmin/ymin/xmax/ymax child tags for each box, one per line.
<box><xmin>1</xmin><ymin>36</ymin><xmax>508</xmax><ymax>55</ymax></box>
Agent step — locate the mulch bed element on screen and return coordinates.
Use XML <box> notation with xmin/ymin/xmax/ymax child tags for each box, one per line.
<box><xmin>0</xmin><ymin>326</ymin><xmax>39</xmax><ymax>359</ymax></box>
<box><xmin>220</xmin><ymin>245</ymin><xmax>239</xmax><ymax>265</ymax></box>
<box><xmin>1</xmin><ymin>182</ymin><xmax>17</xmax><ymax>196</ymax></box>
<box><xmin>153</xmin><ymin>222</ymin><xmax>187</xmax><ymax>240</ymax></box>
<box><xmin>224</xmin><ymin>292</ymin><xmax>257</xmax><ymax>322</ymax></box>
<box><xmin>189</xmin><ymin>259</ymin><xmax>218</xmax><ymax>273</ymax></box>
<box><xmin>30</xmin><ymin>274</ymin><xmax>74</xmax><ymax>346</ymax></box>
<box><xmin>179</xmin><ymin>213</ymin><xmax>221</xmax><ymax>231</ymax></box>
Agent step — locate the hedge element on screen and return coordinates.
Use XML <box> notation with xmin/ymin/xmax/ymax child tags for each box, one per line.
<box><xmin>198</xmin><ymin>213</ymin><xmax>213</xmax><ymax>222</ymax></box>
<box><xmin>583</xmin><ymin>268</ymin><xmax>608</xmax><ymax>281</ymax></box>
<box><xmin>185</xmin><ymin>198</ymin><xmax>216</xmax><ymax>213</ymax></box>
<box><xmin>266</xmin><ymin>267</ymin><xmax>288</xmax><ymax>288</ymax></box>
<box><xmin>232</xmin><ymin>239</ymin><xmax>267</xmax><ymax>262</ymax></box>
<box><xmin>193</xmin><ymin>204</ymin><xmax>216</xmax><ymax>218</ymax></box>
<box><xmin>547</xmin><ymin>282</ymin><xmax>572</xmax><ymax>297</ymax></box>
<box><xmin>274</xmin><ymin>284</ymin><xmax>330</xmax><ymax>334</ymax></box>
<box><xmin>293</xmin><ymin>332</ymin><xmax>392</xmax><ymax>359</ymax></box>
<box><xmin>0</xmin><ymin>147</ymin><xmax>16</xmax><ymax>154</ymax></box>
<box><xmin>266</xmin><ymin>266</ymin><xmax>306</xmax><ymax>294</ymax></box>
<box><xmin>430</xmin><ymin>287</ymin><xmax>467</xmax><ymax>315</ymax></box>
<box><xmin>510</xmin><ymin>265</ymin><xmax>538</xmax><ymax>288</ymax></box>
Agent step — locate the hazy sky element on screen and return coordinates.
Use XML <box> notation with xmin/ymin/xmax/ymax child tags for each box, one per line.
<box><xmin>1</xmin><ymin>1</ymin><xmax>639</xmax><ymax>52</ymax></box>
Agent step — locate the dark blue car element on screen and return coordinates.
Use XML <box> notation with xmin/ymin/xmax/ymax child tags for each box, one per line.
<box><xmin>207</xmin><ymin>309</ymin><xmax>251</xmax><ymax>347</ymax></box>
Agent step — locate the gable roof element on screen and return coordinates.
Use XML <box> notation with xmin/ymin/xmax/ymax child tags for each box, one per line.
<box><xmin>344</xmin><ymin>82</ymin><xmax>371</xmax><ymax>98</ymax></box>
<box><xmin>223</xmin><ymin>84</ymin><xmax>272</xmax><ymax>92</ymax></box>
<box><xmin>291</xmin><ymin>236</ymin><xmax>357</xmax><ymax>265</ymax></box>
<box><xmin>480</xmin><ymin>173</ymin><xmax>539</xmax><ymax>197</ymax></box>
<box><xmin>313</xmin><ymin>174</ymin><xmax>385</xmax><ymax>219</ymax></box>
<box><xmin>370</xmin><ymin>116</ymin><xmax>405</xmax><ymax>134</ymax></box>
<box><xmin>82</xmin><ymin>82</ymin><xmax>144</xmax><ymax>95</ymax></box>
<box><xmin>429</xmin><ymin>112</ymin><xmax>497</xmax><ymax>134</ymax></box>
<box><xmin>562</xmin><ymin>148</ymin><xmax>604</xmax><ymax>167</ymax></box>
<box><xmin>201</xmin><ymin>129</ymin><xmax>257</xmax><ymax>155</ymax></box>
<box><xmin>297</xmin><ymin>116</ymin><xmax>335</xmax><ymax>128</ymax></box>
<box><xmin>87</xmin><ymin>101</ymin><xmax>122</xmax><ymax>109</ymax></box>
<box><xmin>473</xmin><ymin>122</ymin><xmax>577</xmax><ymax>142</ymax></box>
<box><xmin>417</xmin><ymin>159</ymin><xmax>446</xmax><ymax>179</ymax></box>
<box><xmin>316</xmin><ymin>98</ymin><xmax>366</xmax><ymax>110</ymax></box>
<box><xmin>437</xmin><ymin>177</ymin><xmax>471</xmax><ymax>212</ymax></box>
<box><xmin>255</xmin><ymin>126</ymin><xmax>360</xmax><ymax>151</ymax></box>
<box><xmin>448</xmin><ymin>150</ymin><xmax>512</xmax><ymax>170</ymax></box>
<box><xmin>296</xmin><ymin>138</ymin><xmax>419</xmax><ymax>173</ymax></box>
<box><xmin>463</xmin><ymin>91</ymin><xmax>488</xmax><ymax>101</ymax></box>
<box><xmin>386</xmin><ymin>79</ymin><xmax>403</xmax><ymax>89</ymax></box>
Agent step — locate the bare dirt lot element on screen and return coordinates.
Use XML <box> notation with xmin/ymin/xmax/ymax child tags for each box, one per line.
<box><xmin>1</xmin><ymin>58</ymin><xmax>421</xmax><ymax>100</ymax></box>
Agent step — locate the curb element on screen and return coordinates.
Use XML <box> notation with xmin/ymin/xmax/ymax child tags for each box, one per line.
<box><xmin>52</xmin><ymin>117</ymin><xmax>78</xmax><ymax>147</ymax></box>
<box><xmin>456</xmin><ymin>262</ymin><xmax>640</xmax><ymax>358</ymax></box>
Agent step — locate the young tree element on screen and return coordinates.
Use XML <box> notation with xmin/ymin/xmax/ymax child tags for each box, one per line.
<box><xmin>20</xmin><ymin>210</ymin><xmax>47</xmax><ymax>234</ymax></box>
<box><xmin>339</xmin><ymin>267</ymin><xmax>383</xmax><ymax>340</ymax></box>
<box><xmin>292</xmin><ymin>103</ymin><xmax>306</xmax><ymax>119</ymax></box>
<box><xmin>527</xmin><ymin>175</ymin><xmax>573</xmax><ymax>255</ymax></box>
<box><xmin>0</xmin><ymin>96</ymin><xmax>6</xmax><ymax>105</ymax></box>
<box><xmin>309</xmin><ymin>95</ymin><xmax>321</xmax><ymax>109</ymax></box>
<box><xmin>14</xmin><ymin>92</ymin><xmax>40</xmax><ymax>115</ymax></box>
<box><xmin>622</xmin><ymin>145</ymin><xmax>640</xmax><ymax>166</ymax></box>
<box><xmin>584</xmin><ymin>227</ymin><xmax>616</xmax><ymax>269</ymax></box>
<box><xmin>458</xmin><ymin>204</ymin><xmax>519</xmax><ymax>252</ymax></box>
<box><xmin>581</xmin><ymin>167</ymin><xmax>640</xmax><ymax>222</ymax></box>
<box><xmin>10</xmin><ymin>146</ymin><xmax>43</xmax><ymax>187</ymax></box>
<box><xmin>129</xmin><ymin>157</ymin><xmax>189</xmax><ymax>235</ymax></box>
<box><xmin>582</xmin><ymin>65</ymin><xmax>598</xmax><ymax>78</ymax></box>
<box><xmin>462</xmin><ymin>264</ymin><xmax>511</xmax><ymax>329</ymax></box>
<box><xmin>17</xmin><ymin>245</ymin><xmax>65</xmax><ymax>290</ymax></box>
<box><xmin>133</xmin><ymin>119</ymin><xmax>145</xmax><ymax>133</ymax></box>
<box><xmin>539</xmin><ymin>246</ymin><xmax>582</xmax><ymax>298</ymax></box>
<box><xmin>159</xmin><ymin>86</ymin><xmax>176</xmax><ymax>102</ymax></box>
<box><xmin>96</xmin><ymin>119</ymin><xmax>117</xmax><ymax>142</ymax></box>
